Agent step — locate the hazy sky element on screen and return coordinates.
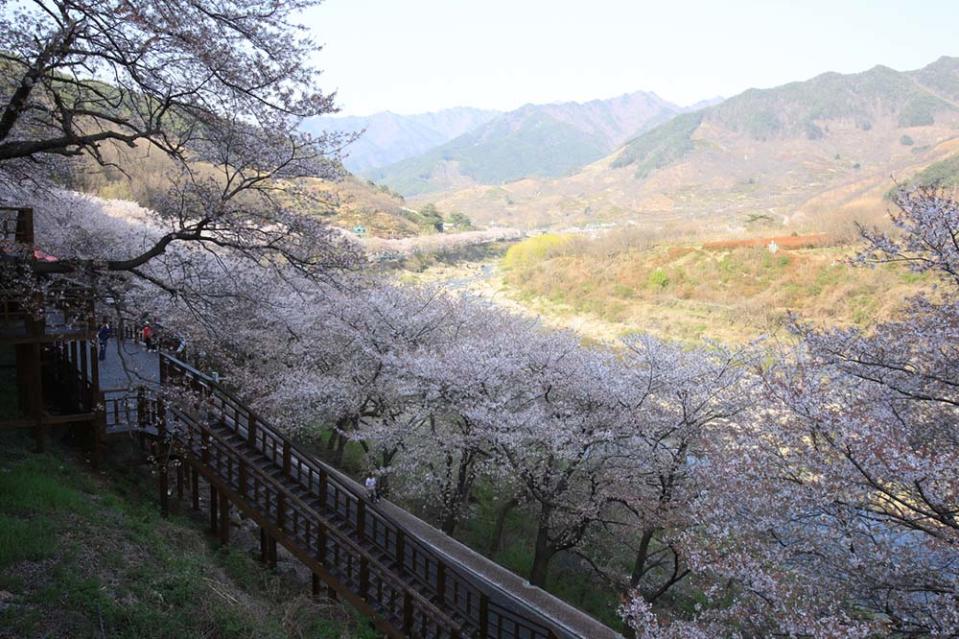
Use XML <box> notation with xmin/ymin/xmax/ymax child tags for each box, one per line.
<box><xmin>301</xmin><ymin>0</ymin><xmax>959</xmax><ymax>116</ymax></box>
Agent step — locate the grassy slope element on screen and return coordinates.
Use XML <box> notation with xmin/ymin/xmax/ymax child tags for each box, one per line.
<box><xmin>0</xmin><ymin>434</ymin><xmax>373</xmax><ymax>639</ymax></box>
<box><xmin>499</xmin><ymin>234</ymin><xmax>930</xmax><ymax>345</ymax></box>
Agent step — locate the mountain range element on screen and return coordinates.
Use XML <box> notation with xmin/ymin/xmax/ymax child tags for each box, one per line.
<box><xmin>364</xmin><ymin>91</ymin><xmax>685</xmax><ymax>196</ymax></box>
<box><xmin>415</xmin><ymin>56</ymin><xmax>959</xmax><ymax>230</ymax></box>
<box><xmin>301</xmin><ymin>108</ymin><xmax>500</xmax><ymax>172</ymax></box>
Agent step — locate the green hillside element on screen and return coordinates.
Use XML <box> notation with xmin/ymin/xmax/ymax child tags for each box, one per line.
<box><xmin>367</xmin><ymin>111</ymin><xmax>610</xmax><ymax>196</ymax></box>
<box><xmin>0</xmin><ymin>434</ymin><xmax>371</xmax><ymax>639</ymax></box>
<box><xmin>903</xmin><ymin>153</ymin><xmax>959</xmax><ymax>188</ymax></box>
<box><xmin>912</xmin><ymin>55</ymin><xmax>959</xmax><ymax>102</ymax></box>
<box><xmin>611</xmin><ymin>112</ymin><xmax>703</xmax><ymax>177</ymax></box>
<box><xmin>614</xmin><ymin>60</ymin><xmax>959</xmax><ymax>174</ymax></box>
<box><xmin>712</xmin><ymin>64</ymin><xmax>955</xmax><ymax>136</ymax></box>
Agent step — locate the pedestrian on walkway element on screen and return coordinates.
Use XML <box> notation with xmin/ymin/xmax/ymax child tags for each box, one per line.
<box><xmin>142</xmin><ymin>322</ymin><xmax>155</xmax><ymax>352</ymax></box>
<box><xmin>97</xmin><ymin>322</ymin><xmax>112</xmax><ymax>361</ymax></box>
<box><xmin>364</xmin><ymin>474</ymin><xmax>379</xmax><ymax>503</ymax></box>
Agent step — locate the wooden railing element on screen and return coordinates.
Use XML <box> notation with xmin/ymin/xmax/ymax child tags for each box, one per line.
<box><xmin>173</xmin><ymin>407</ymin><xmax>466</xmax><ymax>638</ymax></box>
<box><xmin>0</xmin><ymin>206</ymin><xmax>32</xmax><ymax>244</ymax></box>
<box><xmin>46</xmin><ymin>339</ymin><xmax>97</xmax><ymax>414</ymax></box>
<box><xmin>156</xmin><ymin>353</ymin><xmax>575</xmax><ymax>639</ymax></box>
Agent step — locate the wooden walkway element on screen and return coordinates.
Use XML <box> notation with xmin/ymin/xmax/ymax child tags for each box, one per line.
<box><xmin>98</xmin><ymin>346</ymin><xmax>620</xmax><ymax>639</ymax></box>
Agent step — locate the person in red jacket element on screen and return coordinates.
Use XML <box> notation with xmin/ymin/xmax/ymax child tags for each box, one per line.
<box><xmin>142</xmin><ymin>322</ymin><xmax>155</xmax><ymax>352</ymax></box>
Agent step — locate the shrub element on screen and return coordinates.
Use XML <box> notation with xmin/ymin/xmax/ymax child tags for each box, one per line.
<box><xmin>647</xmin><ymin>269</ymin><xmax>670</xmax><ymax>289</ymax></box>
<box><xmin>501</xmin><ymin>234</ymin><xmax>572</xmax><ymax>270</ymax></box>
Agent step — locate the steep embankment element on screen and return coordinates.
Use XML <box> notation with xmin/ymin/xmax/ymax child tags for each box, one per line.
<box><xmin>423</xmin><ymin>56</ymin><xmax>959</xmax><ymax>231</ymax></box>
<box><xmin>0</xmin><ymin>435</ymin><xmax>372</xmax><ymax>639</ymax></box>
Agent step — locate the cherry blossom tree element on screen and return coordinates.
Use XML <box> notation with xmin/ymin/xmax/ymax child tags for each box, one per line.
<box><xmin>1</xmin><ymin>0</ymin><xmax>358</xmax><ymax>300</ymax></box>
<box><xmin>590</xmin><ymin>336</ymin><xmax>756</xmax><ymax>626</ymax></box>
<box><xmin>641</xmin><ymin>188</ymin><xmax>959</xmax><ymax>637</ymax></box>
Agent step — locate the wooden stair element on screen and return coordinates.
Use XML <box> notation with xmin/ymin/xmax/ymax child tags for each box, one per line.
<box><xmin>107</xmin><ymin>352</ymin><xmax>620</xmax><ymax>639</ymax></box>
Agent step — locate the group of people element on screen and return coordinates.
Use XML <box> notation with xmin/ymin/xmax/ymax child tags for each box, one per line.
<box><xmin>95</xmin><ymin>320</ymin><xmax>159</xmax><ymax>360</ymax></box>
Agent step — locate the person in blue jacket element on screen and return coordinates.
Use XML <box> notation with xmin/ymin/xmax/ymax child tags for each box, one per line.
<box><xmin>97</xmin><ymin>322</ymin><xmax>112</xmax><ymax>360</ymax></box>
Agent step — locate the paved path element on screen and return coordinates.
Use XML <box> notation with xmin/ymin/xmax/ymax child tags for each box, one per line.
<box><xmin>99</xmin><ymin>338</ymin><xmax>159</xmax><ymax>390</ymax></box>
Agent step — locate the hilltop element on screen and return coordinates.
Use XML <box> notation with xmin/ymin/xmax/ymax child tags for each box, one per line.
<box><xmin>366</xmin><ymin>91</ymin><xmax>682</xmax><ymax>196</ymax></box>
<box><xmin>420</xmin><ymin>56</ymin><xmax>959</xmax><ymax>231</ymax></box>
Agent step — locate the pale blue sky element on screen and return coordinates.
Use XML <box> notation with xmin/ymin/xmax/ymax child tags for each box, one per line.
<box><xmin>301</xmin><ymin>0</ymin><xmax>959</xmax><ymax>116</ymax></box>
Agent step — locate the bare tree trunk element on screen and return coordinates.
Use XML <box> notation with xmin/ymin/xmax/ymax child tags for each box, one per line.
<box><xmin>440</xmin><ymin>450</ymin><xmax>478</xmax><ymax>536</ymax></box>
<box><xmin>332</xmin><ymin>432</ymin><xmax>348</xmax><ymax>466</ymax></box>
<box><xmin>487</xmin><ymin>497</ymin><xmax>519</xmax><ymax>556</ymax></box>
<box><xmin>529</xmin><ymin>505</ymin><xmax>554</xmax><ymax>588</ymax></box>
<box><xmin>630</xmin><ymin>527</ymin><xmax>657</xmax><ymax>588</ymax></box>
<box><xmin>622</xmin><ymin>527</ymin><xmax>657</xmax><ymax>639</ymax></box>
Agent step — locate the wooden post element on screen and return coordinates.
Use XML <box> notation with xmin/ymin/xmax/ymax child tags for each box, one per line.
<box><xmin>260</xmin><ymin>524</ymin><xmax>277</xmax><ymax>568</ymax></box>
<box><xmin>29</xmin><ymin>343</ymin><xmax>44</xmax><ymax>453</ymax></box>
<box><xmin>479</xmin><ymin>593</ymin><xmax>489</xmax><ymax>638</ymax></box>
<box><xmin>359</xmin><ymin>556</ymin><xmax>369</xmax><ymax>601</ymax></box>
<box><xmin>157</xmin><ymin>397</ymin><xmax>169</xmax><ymax>518</ymax></box>
<box><xmin>436</xmin><ymin>563</ymin><xmax>447</xmax><ymax>604</ymax></box>
<box><xmin>191</xmin><ymin>467</ymin><xmax>199</xmax><ymax>511</ymax></box>
<box><xmin>395</xmin><ymin>529</ymin><xmax>406</xmax><ymax>572</ymax></box>
<box><xmin>176</xmin><ymin>463</ymin><xmax>184</xmax><ymax>500</ymax></box>
<box><xmin>209</xmin><ymin>483</ymin><xmax>218</xmax><ymax>533</ymax></box>
<box><xmin>311</xmin><ymin>573</ymin><xmax>321</xmax><ymax>599</ymax></box>
<box><xmin>247</xmin><ymin>412</ymin><xmax>257</xmax><ymax>449</ymax></box>
<box><xmin>136</xmin><ymin>387</ymin><xmax>146</xmax><ymax>450</ymax></box>
<box><xmin>317</xmin><ymin>523</ymin><xmax>327</xmax><ymax>566</ymax></box>
<box><xmin>276</xmin><ymin>493</ymin><xmax>286</xmax><ymax>531</ymax></box>
<box><xmin>158</xmin><ymin>461</ymin><xmax>169</xmax><ymax>518</ymax></box>
<box><xmin>282</xmin><ymin>441</ymin><xmax>291</xmax><ymax>478</ymax></box>
<box><xmin>15</xmin><ymin>208</ymin><xmax>34</xmax><ymax>244</ymax></box>
<box><xmin>218</xmin><ymin>488</ymin><xmax>230</xmax><ymax>545</ymax></box>
<box><xmin>89</xmin><ymin>340</ymin><xmax>100</xmax><ymax>407</ymax></box>
<box><xmin>403</xmin><ymin>591</ymin><xmax>414</xmax><ymax>635</ymax></box>
<box><xmin>238</xmin><ymin>458</ymin><xmax>247</xmax><ymax>497</ymax></box>
<box><xmin>92</xmin><ymin>389</ymin><xmax>106</xmax><ymax>468</ymax></box>
<box><xmin>318</xmin><ymin>469</ymin><xmax>328</xmax><ymax>510</ymax></box>
<box><xmin>356</xmin><ymin>500</ymin><xmax>366</xmax><ymax>541</ymax></box>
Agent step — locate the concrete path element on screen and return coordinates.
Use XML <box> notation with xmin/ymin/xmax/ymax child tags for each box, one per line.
<box><xmin>99</xmin><ymin>338</ymin><xmax>159</xmax><ymax>390</ymax></box>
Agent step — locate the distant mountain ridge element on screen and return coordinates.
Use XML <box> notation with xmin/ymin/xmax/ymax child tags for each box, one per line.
<box><xmin>419</xmin><ymin>56</ymin><xmax>959</xmax><ymax>230</ymax></box>
<box><xmin>301</xmin><ymin>107</ymin><xmax>500</xmax><ymax>172</ymax></box>
<box><xmin>366</xmin><ymin>91</ymin><xmax>683</xmax><ymax>196</ymax></box>
<box><xmin>613</xmin><ymin>60</ymin><xmax>959</xmax><ymax>177</ymax></box>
